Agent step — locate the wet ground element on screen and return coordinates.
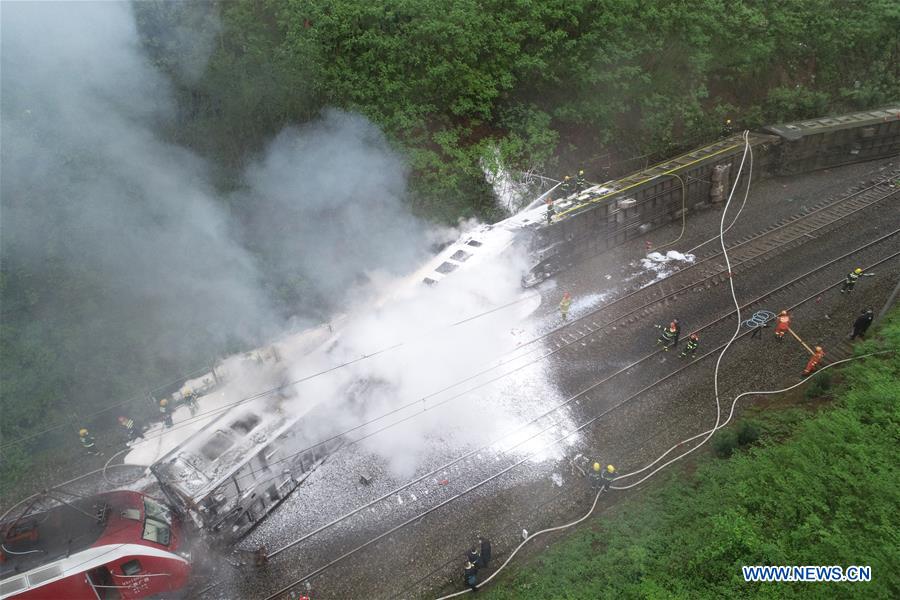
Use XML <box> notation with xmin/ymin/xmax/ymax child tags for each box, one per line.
<box><xmin>181</xmin><ymin>156</ymin><xmax>899</xmax><ymax>599</ymax></box>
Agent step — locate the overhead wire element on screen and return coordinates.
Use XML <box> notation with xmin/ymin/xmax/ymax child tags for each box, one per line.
<box><xmin>427</xmin><ymin>131</ymin><xmax>753</xmax><ymax>598</ymax></box>
<box><xmin>258</xmin><ymin>243</ymin><xmax>900</xmax><ymax>598</ymax></box>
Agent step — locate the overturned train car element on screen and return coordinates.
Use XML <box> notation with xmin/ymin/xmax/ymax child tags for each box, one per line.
<box><xmin>150</xmin><ymin>395</ymin><xmax>342</xmax><ymax>544</ymax></box>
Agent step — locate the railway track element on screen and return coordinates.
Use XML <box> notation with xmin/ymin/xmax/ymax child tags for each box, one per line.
<box><xmin>187</xmin><ymin>178</ymin><xmax>899</xmax><ymax>586</ymax></box>
<box><xmin>413</xmin><ymin>247</ymin><xmax>900</xmax><ymax>600</ymax></box>
<box><xmin>508</xmin><ymin>173</ymin><xmax>898</xmax><ymax>354</ymax></box>
<box><xmin>258</xmin><ymin>230</ymin><xmax>900</xmax><ymax>600</ymax></box>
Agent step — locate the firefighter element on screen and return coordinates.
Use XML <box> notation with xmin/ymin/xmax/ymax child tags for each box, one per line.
<box><xmin>117</xmin><ymin>415</ymin><xmax>143</xmax><ymax>441</ymax></box>
<box><xmin>722</xmin><ymin>118</ymin><xmax>734</xmax><ymax>137</ymax></box>
<box><xmin>773</xmin><ymin>310</ymin><xmax>791</xmax><ymax>341</ymax></box>
<box><xmin>464</xmin><ymin>560</ymin><xmax>479</xmax><ymax>592</ymax></box>
<box><xmin>560</xmin><ymin>175</ymin><xmax>572</xmax><ymax>196</ymax></box>
<box><xmin>576</xmin><ymin>169</ymin><xmax>587</xmax><ymax>193</ymax></box>
<box><xmin>850</xmin><ymin>308</ymin><xmax>874</xmax><ymax>340</ymax></box>
<box><xmin>679</xmin><ymin>333</ymin><xmax>700</xmax><ymax>359</ymax></box>
<box><xmin>159</xmin><ymin>398</ymin><xmax>173</xmax><ymax>428</ymax></box>
<box><xmin>560</xmin><ymin>291</ymin><xmax>572</xmax><ymax>321</ymax></box>
<box><xmin>184</xmin><ymin>388</ymin><xmax>199</xmax><ymax>416</ymax></box>
<box><xmin>600</xmin><ymin>464</ymin><xmax>617</xmax><ymax>490</ymax></box>
<box><xmin>79</xmin><ymin>428</ymin><xmax>100</xmax><ymax>456</ymax></box>
<box><xmin>840</xmin><ymin>268</ymin><xmax>872</xmax><ymax>293</ymax></box>
<box><xmin>589</xmin><ymin>461</ymin><xmax>604</xmax><ymax>489</ymax></box>
<box><xmin>467</xmin><ymin>546</ymin><xmax>481</xmax><ymax>567</ymax></box>
<box><xmin>545</xmin><ymin>197</ymin><xmax>555</xmax><ymax>225</ymax></box>
<box><xmin>803</xmin><ymin>346</ymin><xmax>825</xmax><ymax>376</ymax></box>
<box><xmin>655</xmin><ymin>319</ymin><xmax>680</xmax><ymax>350</ymax></box>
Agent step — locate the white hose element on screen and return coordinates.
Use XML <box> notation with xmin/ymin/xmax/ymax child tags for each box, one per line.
<box><xmin>612</xmin><ymin>350</ymin><xmax>894</xmax><ymax>489</ymax></box>
<box><xmin>615</xmin><ymin>133</ymin><xmax>752</xmax><ymax>486</ymax></box>
<box><xmin>434</xmin><ymin>488</ymin><xmax>606</xmax><ymax>600</ymax></box>
<box><xmin>685</xmin><ymin>139</ymin><xmax>754</xmax><ymax>255</ymax></box>
<box><xmin>434</xmin><ymin>135</ymin><xmax>755</xmax><ymax>599</ymax></box>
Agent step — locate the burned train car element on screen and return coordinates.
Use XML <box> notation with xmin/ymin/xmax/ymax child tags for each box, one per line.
<box><xmin>150</xmin><ymin>396</ymin><xmax>343</xmax><ymax>544</ymax></box>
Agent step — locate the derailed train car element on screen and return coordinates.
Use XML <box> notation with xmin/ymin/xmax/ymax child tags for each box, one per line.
<box><xmin>150</xmin><ymin>395</ymin><xmax>343</xmax><ymax>544</ymax></box>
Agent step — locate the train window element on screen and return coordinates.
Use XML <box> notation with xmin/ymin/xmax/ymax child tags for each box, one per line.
<box><xmin>466</xmin><ymin>239</ymin><xmax>483</xmax><ymax>247</ymax></box>
<box><xmin>450</xmin><ymin>249</ymin><xmax>472</xmax><ymax>262</ymax></box>
<box><xmin>231</xmin><ymin>414</ymin><xmax>260</xmax><ymax>434</ymax></box>
<box><xmin>144</xmin><ymin>498</ymin><xmax>172</xmax><ymax>525</ymax></box>
<box><xmin>436</xmin><ymin>262</ymin><xmax>458</xmax><ymax>274</ymax></box>
<box><xmin>142</xmin><ymin>517</ymin><xmax>171</xmax><ymax>546</ymax></box>
<box><xmin>121</xmin><ymin>559</ymin><xmax>142</xmax><ymax>576</ymax></box>
<box><xmin>422</xmin><ymin>277</ymin><xmax>437</xmax><ymax>286</ymax></box>
<box><xmin>200</xmin><ymin>430</ymin><xmax>233</xmax><ymax>461</ymax></box>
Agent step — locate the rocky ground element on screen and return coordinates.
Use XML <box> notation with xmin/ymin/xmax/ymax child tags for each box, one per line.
<box><xmin>182</xmin><ymin>157</ymin><xmax>898</xmax><ymax>599</ymax></box>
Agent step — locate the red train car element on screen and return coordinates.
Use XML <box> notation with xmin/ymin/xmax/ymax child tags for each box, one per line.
<box><xmin>0</xmin><ymin>490</ymin><xmax>191</xmax><ymax>599</ymax></box>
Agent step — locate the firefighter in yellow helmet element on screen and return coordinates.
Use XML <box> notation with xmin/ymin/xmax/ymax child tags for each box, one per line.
<box><xmin>840</xmin><ymin>267</ymin><xmax>871</xmax><ymax>294</ymax></box>
<box><xmin>576</xmin><ymin>169</ymin><xmax>586</xmax><ymax>193</ymax></box>
<box><xmin>600</xmin><ymin>464</ymin><xmax>617</xmax><ymax>490</ymax></box>
<box><xmin>560</xmin><ymin>175</ymin><xmax>572</xmax><ymax>196</ymax></box>
<box><xmin>722</xmin><ymin>118</ymin><xmax>734</xmax><ymax>137</ymax></box>
<box><xmin>183</xmin><ymin>388</ymin><xmax>199</xmax><ymax>416</ymax></box>
<box><xmin>159</xmin><ymin>398</ymin><xmax>174</xmax><ymax>428</ymax></box>
<box><xmin>79</xmin><ymin>428</ymin><xmax>100</xmax><ymax>455</ymax></box>
<box><xmin>589</xmin><ymin>461</ymin><xmax>603</xmax><ymax>489</ymax></box>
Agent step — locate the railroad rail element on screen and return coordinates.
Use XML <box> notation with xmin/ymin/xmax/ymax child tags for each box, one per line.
<box><xmin>514</xmin><ymin>173</ymin><xmax>898</xmax><ymax>354</ymax></box>
<box><xmin>260</xmin><ymin>232</ymin><xmax>900</xmax><ymax>600</ymax></box>
<box><xmin>176</xmin><ymin>179</ymin><xmax>900</xmax><ymax>530</ymax></box>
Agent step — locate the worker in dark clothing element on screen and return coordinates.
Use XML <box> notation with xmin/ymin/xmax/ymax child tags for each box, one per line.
<box><xmin>750</xmin><ymin>320</ymin><xmax>768</xmax><ymax>339</ymax></box>
<box><xmin>576</xmin><ymin>170</ymin><xmax>587</xmax><ymax>193</ymax></box>
<box><xmin>159</xmin><ymin>398</ymin><xmax>173</xmax><ymax>428</ymax></box>
<box><xmin>79</xmin><ymin>428</ymin><xmax>100</xmax><ymax>456</ymax></box>
<box><xmin>655</xmin><ymin>319</ymin><xmax>680</xmax><ymax>350</ymax></box>
<box><xmin>464</xmin><ymin>561</ymin><xmax>479</xmax><ymax>592</ymax></box>
<box><xmin>678</xmin><ymin>333</ymin><xmax>700</xmax><ymax>359</ymax></box>
<box><xmin>467</xmin><ymin>546</ymin><xmax>481</xmax><ymax>567</ymax></box>
<box><xmin>545</xmin><ymin>197</ymin><xmax>555</xmax><ymax>225</ymax></box>
<box><xmin>589</xmin><ymin>461</ymin><xmax>604</xmax><ymax>489</ymax></box>
<box><xmin>479</xmin><ymin>537</ymin><xmax>492</xmax><ymax>568</ymax></box>
<box><xmin>722</xmin><ymin>118</ymin><xmax>734</xmax><ymax>137</ymax></box>
<box><xmin>117</xmin><ymin>416</ymin><xmax>144</xmax><ymax>441</ymax></box>
<box><xmin>850</xmin><ymin>308</ymin><xmax>874</xmax><ymax>340</ymax></box>
<box><xmin>600</xmin><ymin>464</ymin><xmax>617</xmax><ymax>490</ymax></box>
<box><xmin>560</xmin><ymin>175</ymin><xmax>572</xmax><ymax>197</ymax></box>
<box><xmin>840</xmin><ymin>268</ymin><xmax>873</xmax><ymax>293</ymax></box>
<box><xmin>183</xmin><ymin>388</ymin><xmax>199</xmax><ymax>416</ymax></box>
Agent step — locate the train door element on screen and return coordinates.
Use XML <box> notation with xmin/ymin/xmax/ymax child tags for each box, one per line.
<box><xmin>87</xmin><ymin>565</ymin><xmax>120</xmax><ymax>599</ymax></box>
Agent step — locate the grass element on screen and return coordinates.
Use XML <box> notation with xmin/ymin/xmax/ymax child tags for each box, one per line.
<box><xmin>482</xmin><ymin>308</ymin><xmax>900</xmax><ymax>600</ymax></box>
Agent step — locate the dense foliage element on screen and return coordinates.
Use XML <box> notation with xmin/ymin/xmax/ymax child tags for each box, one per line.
<box><xmin>483</xmin><ymin>309</ymin><xmax>900</xmax><ymax>599</ymax></box>
<box><xmin>139</xmin><ymin>0</ymin><xmax>900</xmax><ymax>218</ymax></box>
<box><xmin>2</xmin><ymin>1</ymin><xmax>898</xmax><ymax>494</ymax></box>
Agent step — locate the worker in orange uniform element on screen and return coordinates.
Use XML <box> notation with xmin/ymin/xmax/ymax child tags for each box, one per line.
<box><xmin>802</xmin><ymin>346</ymin><xmax>825</xmax><ymax>376</ymax></box>
<box><xmin>560</xmin><ymin>291</ymin><xmax>572</xmax><ymax>321</ymax></box>
<box><xmin>773</xmin><ymin>310</ymin><xmax>791</xmax><ymax>341</ymax></box>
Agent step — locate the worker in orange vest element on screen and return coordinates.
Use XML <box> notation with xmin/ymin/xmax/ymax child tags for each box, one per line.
<box><xmin>803</xmin><ymin>346</ymin><xmax>825</xmax><ymax>376</ymax></box>
<box><xmin>773</xmin><ymin>310</ymin><xmax>791</xmax><ymax>341</ymax></box>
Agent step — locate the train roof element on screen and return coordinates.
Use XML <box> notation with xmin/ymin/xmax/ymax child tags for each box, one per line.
<box><xmin>765</xmin><ymin>105</ymin><xmax>900</xmax><ymax>141</ymax></box>
<box><xmin>0</xmin><ymin>490</ymin><xmax>144</xmax><ymax>581</ymax></box>
<box><xmin>151</xmin><ymin>397</ymin><xmax>313</xmax><ymax>500</ymax></box>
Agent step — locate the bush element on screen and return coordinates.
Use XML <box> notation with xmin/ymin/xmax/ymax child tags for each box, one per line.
<box><xmin>712</xmin><ymin>429</ymin><xmax>738</xmax><ymax>458</ymax></box>
<box><xmin>736</xmin><ymin>420</ymin><xmax>760</xmax><ymax>446</ymax></box>
<box><xmin>804</xmin><ymin>370</ymin><xmax>833</xmax><ymax>399</ymax></box>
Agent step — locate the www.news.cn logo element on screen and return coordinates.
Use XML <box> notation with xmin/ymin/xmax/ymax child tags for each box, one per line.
<box><xmin>742</xmin><ymin>565</ymin><xmax>872</xmax><ymax>583</ymax></box>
